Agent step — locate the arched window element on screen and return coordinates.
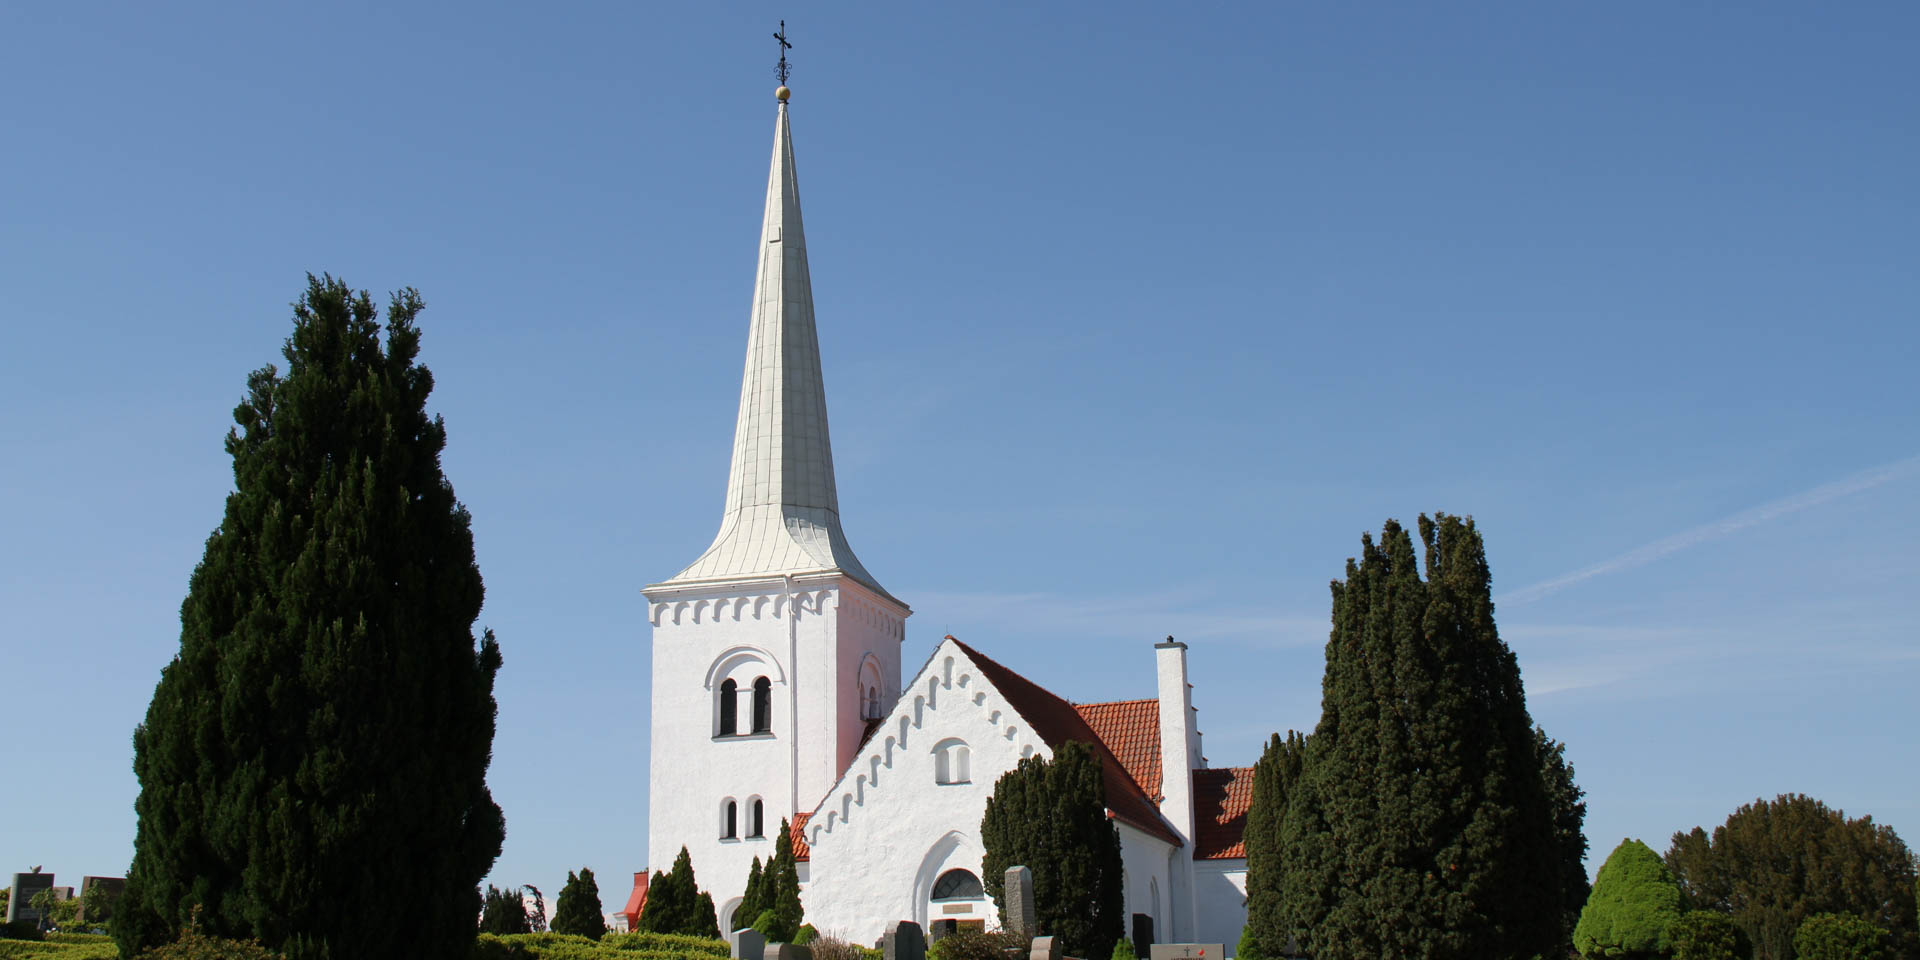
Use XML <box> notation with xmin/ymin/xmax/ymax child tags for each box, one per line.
<box><xmin>932</xmin><ymin>869</ymin><xmax>984</xmax><ymax>901</ymax></box>
<box><xmin>933</xmin><ymin>738</ymin><xmax>971</xmax><ymax>785</ymax></box>
<box><xmin>749</xmin><ymin>798</ymin><xmax>765</xmax><ymax>838</ymax></box>
<box><xmin>718</xmin><ymin>678</ymin><xmax>738</xmax><ymax>736</ymax></box>
<box><xmin>752</xmin><ymin>677</ymin><xmax>772</xmax><ymax>734</ymax></box>
<box><xmin>863</xmin><ymin>684</ymin><xmax>882</xmax><ymax>720</ymax></box>
<box><xmin>722</xmin><ymin>799</ymin><xmax>738</xmax><ymax>840</ymax></box>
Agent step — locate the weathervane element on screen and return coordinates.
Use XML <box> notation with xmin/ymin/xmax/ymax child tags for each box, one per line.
<box><xmin>773</xmin><ymin>20</ymin><xmax>793</xmax><ymax>87</ymax></box>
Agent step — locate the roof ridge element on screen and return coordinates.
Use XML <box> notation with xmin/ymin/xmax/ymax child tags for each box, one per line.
<box><xmin>1075</xmin><ymin>697</ymin><xmax>1159</xmax><ymax>707</ymax></box>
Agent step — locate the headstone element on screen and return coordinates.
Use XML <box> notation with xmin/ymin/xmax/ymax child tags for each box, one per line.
<box><xmin>1030</xmin><ymin>935</ymin><xmax>1061</xmax><ymax>960</ymax></box>
<box><xmin>1130</xmin><ymin>914</ymin><xmax>1154</xmax><ymax>958</ymax></box>
<box><xmin>730</xmin><ymin>927</ymin><xmax>766</xmax><ymax>960</ymax></box>
<box><xmin>8</xmin><ymin>872</ymin><xmax>54</xmax><ymax>926</ymax></box>
<box><xmin>78</xmin><ymin>877</ymin><xmax>126</xmax><ymax>925</ymax></box>
<box><xmin>766</xmin><ymin>944</ymin><xmax>813</xmax><ymax>960</ymax></box>
<box><xmin>927</xmin><ymin>919</ymin><xmax>957</xmax><ymax>944</ymax></box>
<box><xmin>1004</xmin><ymin>865</ymin><xmax>1037</xmax><ymax>939</ymax></box>
<box><xmin>884</xmin><ymin>920</ymin><xmax>926</xmax><ymax>960</ymax></box>
<box><xmin>1148</xmin><ymin>944</ymin><xmax>1225</xmax><ymax>960</ymax></box>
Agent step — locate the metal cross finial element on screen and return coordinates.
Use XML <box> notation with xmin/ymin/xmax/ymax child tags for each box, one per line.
<box><xmin>773</xmin><ymin>20</ymin><xmax>792</xmax><ymax>86</ymax></box>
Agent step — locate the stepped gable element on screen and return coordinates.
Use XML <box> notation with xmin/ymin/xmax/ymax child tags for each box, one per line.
<box><xmin>1075</xmin><ymin>698</ymin><xmax>1163</xmax><ymax>802</ymax></box>
<box><xmin>948</xmin><ymin>639</ymin><xmax>1183</xmax><ymax>847</ymax></box>
<box><xmin>1192</xmin><ymin>766</ymin><xmax>1255</xmax><ymax>859</ymax></box>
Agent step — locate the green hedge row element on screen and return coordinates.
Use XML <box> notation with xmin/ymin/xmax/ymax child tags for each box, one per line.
<box><xmin>0</xmin><ymin>930</ymin><xmax>733</xmax><ymax>960</ymax></box>
<box><xmin>476</xmin><ymin>931</ymin><xmax>732</xmax><ymax>960</ymax></box>
<box><xmin>0</xmin><ymin>933</ymin><xmax>121</xmax><ymax>959</ymax></box>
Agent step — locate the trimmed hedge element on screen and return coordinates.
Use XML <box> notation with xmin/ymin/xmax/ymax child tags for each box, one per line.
<box><xmin>477</xmin><ymin>931</ymin><xmax>731</xmax><ymax>960</ymax></box>
<box><xmin>0</xmin><ymin>933</ymin><xmax>122</xmax><ymax>959</ymax></box>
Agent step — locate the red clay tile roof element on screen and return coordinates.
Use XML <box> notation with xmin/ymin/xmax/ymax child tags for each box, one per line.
<box><xmin>791</xmin><ymin>812</ymin><xmax>811</xmax><ymax>861</ymax></box>
<box><xmin>949</xmin><ymin>639</ymin><xmax>1183</xmax><ymax>848</ymax></box>
<box><xmin>1192</xmin><ymin>766</ymin><xmax>1255</xmax><ymax>859</ymax></box>
<box><xmin>1075</xmin><ymin>699</ymin><xmax>1162</xmax><ymax>802</ymax></box>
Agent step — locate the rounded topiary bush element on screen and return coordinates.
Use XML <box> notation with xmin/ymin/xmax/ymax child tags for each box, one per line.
<box><xmin>1574</xmin><ymin>839</ymin><xmax>1684</xmax><ymax>958</ymax></box>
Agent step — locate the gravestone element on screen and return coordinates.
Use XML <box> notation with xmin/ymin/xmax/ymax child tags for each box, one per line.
<box><xmin>7</xmin><ymin>872</ymin><xmax>53</xmax><ymax>925</ymax></box>
<box><xmin>77</xmin><ymin>877</ymin><xmax>126</xmax><ymax>925</ymax></box>
<box><xmin>766</xmin><ymin>944</ymin><xmax>812</xmax><ymax>960</ymax></box>
<box><xmin>730</xmin><ymin>927</ymin><xmax>766</xmax><ymax>960</ymax></box>
<box><xmin>1004</xmin><ymin>865</ymin><xmax>1037</xmax><ymax>939</ymax></box>
<box><xmin>1148</xmin><ymin>944</ymin><xmax>1225</xmax><ymax>960</ymax></box>
<box><xmin>1130</xmin><ymin>914</ymin><xmax>1154</xmax><ymax>958</ymax></box>
<box><xmin>1030</xmin><ymin>935</ymin><xmax>1061</xmax><ymax>960</ymax></box>
<box><xmin>884</xmin><ymin>920</ymin><xmax>926</xmax><ymax>960</ymax></box>
<box><xmin>927</xmin><ymin>919</ymin><xmax>957</xmax><ymax>944</ymax></box>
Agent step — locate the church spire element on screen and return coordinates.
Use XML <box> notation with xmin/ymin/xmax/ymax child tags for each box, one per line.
<box><xmin>659</xmin><ymin>91</ymin><xmax>894</xmax><ymax>601</ymax></box>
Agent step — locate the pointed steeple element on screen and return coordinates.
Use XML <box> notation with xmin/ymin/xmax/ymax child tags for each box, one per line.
<box><xmin>659</xmin><ymin>96</ymin><xmax>894</xmax><ymax>602</ymax></box>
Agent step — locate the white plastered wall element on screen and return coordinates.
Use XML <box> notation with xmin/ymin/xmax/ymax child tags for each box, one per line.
<box><xmin>1192</xmin><ymin>860</ymin><xmax>1248</xmax><ymax>955</ymax></box>
<box><xmin>802</xmin><ymin>640</ymin><xmax>1049</xmax><ymax>942</ymax></box>
<box><xmin>645</xmin><ymin>572</ymin><xmax>905</xmax><ymax>919</ymax></box>
<box><xmin>802</xmin><ymin>639</ymin><xmax>1186</xmax><ymax>945</ymax></box>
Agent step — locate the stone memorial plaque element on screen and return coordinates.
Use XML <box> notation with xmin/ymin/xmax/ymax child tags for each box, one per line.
<box><xmin>8</xmin><ymin>872</ymin><xmax>53</xmax><ymax>925</ymax></box>
<box><xmin>1004</xmin><ymin>865</ymin><xmax>1036</xmax><ymax>939</ymax></box>
<box><xmin>1030</xmin><ymin>935</ymin><xmax>1061</xmax><ymax>960</ymax></box>
<box><xmin>1148</xmin><ymin>944</ymin><xmax>1224</xmax><ymax>960</ymax></box>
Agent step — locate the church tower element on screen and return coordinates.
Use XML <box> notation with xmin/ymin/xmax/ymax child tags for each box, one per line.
<box><xmin>643</xmin><ymin>84</ymin><xmax>910</xmax><ymax>923</ymax></box>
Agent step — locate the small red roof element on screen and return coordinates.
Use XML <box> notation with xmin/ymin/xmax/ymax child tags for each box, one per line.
<box><xmin>949</xmin><ymin>640</ymin><xmax>1183</xmax><ymax>847</ymax></box>
<box><xmin>1075</xmin><ymin>699</ymin><xmax>1162</xmax><ymax>802</ymax></box>
<box><xmin>791</xmin><ymin>812</ymin><xmax>811</xmax><ymax>861</ymax></box>
<box><xmin>621</xmin><ymin>871</ymin><xmax>650</xmax><ymax>928</ymax></box>
<box><xmin>1192</xmin><ymin>766</ymin><xmax>1255</xmax><ymax>859</ymax></box>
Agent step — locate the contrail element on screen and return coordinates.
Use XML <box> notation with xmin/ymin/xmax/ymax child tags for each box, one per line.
<box><xmin>1501</xmin><ymin>453</ymin><xmax>1920</xmax><ymax>606</ymax></box>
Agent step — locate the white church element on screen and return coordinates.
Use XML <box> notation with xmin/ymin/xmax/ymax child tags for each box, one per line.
<box><xmin>636</xmin><ymin>84</ymin><xmax>1254</xmax><ymax>951</ymax></box>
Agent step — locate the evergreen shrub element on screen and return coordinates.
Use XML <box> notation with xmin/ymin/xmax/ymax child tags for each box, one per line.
<box><xmin>1575</xmin><ymin>839</ymin><xmax>1684</xmax><ymax>958</ymax></box>
<box><xmin>1110</xmin><ymin>938</ymin><xmax>1135</xmax><ymax>960</ymax></box>
<box><xmin>926</xmin><ymin>929</ymin><xmax>1026</xmax><ymax>960</ymax></box>
<box><xmin>598</xmin><ymin>932</ymin><xmax>730</xmax><ymax>957</ymax></box>
<box><xmin>0</xmin><ymin>933</ymin><xmax>118</xmax><ymax>959</ymax></box>
<box><xmin>1793</xmin><ymin>913</ymin><xmax>1890</xmax><ymax>960</ymax></box>
<box><xmin>1669</xmin><ymin>911</ymin><xmax>1749</xmax><ymax>960</ymax></box>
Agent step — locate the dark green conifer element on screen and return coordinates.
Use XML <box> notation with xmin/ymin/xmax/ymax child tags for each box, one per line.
<box><xmin>763</xmin><ymin>819</ymin><xmax>805</xmax><ymax>940</ymax></box>
<box><xmin>551</xmin><ymin>868</ymin><xmax>607</xmax><ymax>940</ymax></box>
<box><xmin>1278</xmin><ymin>515</ymin><xmax>1568</xmax><ymax>960</ymax></box>
<box><xmin>1539</xmin><ymin>728</ymin><xmax>1592</xmax><ymax>955</ymax></box>
<box><xmin>980</xmin><ymin>740</ymin><xmax>1125</xmax><ymax>959</ymax></box>
<box><xmin>1239</xmin><ymin>731</ymin><xmax>1307</xmax><ymax>960</ymax></box>
<box><xmin>639</xmin><ymin>847</ymin><xmax>718</xmax><ymax>938</ymax></box>
<box><xmin>736</xmin><ymin>857</ymin><xmax>765</xmax><ymax>933</ymax></box>
<box><xmin>479</xmin><ymin>885</ymin><xmax>530</xmax><ymax>935</ymax></box>
<box><xmin>117</xmin><ymin>276</ymin><xmax>505</xmax><ymax>960</ymax></box>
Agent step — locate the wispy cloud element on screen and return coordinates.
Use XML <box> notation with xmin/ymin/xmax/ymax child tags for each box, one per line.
<box><xmin>1501</xmin><ymin>453</ymin><xmax>1920</xmax><ymax>606</ymax></box>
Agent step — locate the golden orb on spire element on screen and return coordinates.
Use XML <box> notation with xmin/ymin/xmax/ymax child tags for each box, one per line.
<box><xmin>776</xmin><ymin>85</ymin><xmax>791</xmax><ymax>102</ymax></box>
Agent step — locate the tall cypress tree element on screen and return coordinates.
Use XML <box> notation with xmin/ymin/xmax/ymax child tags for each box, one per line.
<box><xmin>1539</xmin><ymin>728</ymin><xmax>1592</xmax><ymax>955</ymax></box>
<box><xmin>764</xmin><ymin>818</ymin><xmax>804</xmax><ymax>939</ymax></box>
<box><xmin>980</xmin><ymin>740</ymin><xmax>1125</xmax><ymax>959</ymax></box>
<box><xmin>735</xmin><ymin>856</ymin><xmax>764</xmax><ymax>934</ymax></box>
<box><xmin>1279</xmin><ymin>515</ymin><xmax>1566</xmax><ymax>960</ymax></box>
<box><xmin>1239</xmin><ymin>731</ymin><xmax>1308</xmax><ymax>959</ymax></box>
<box><xmin>117</xmin><ymin>276</ymin><xmax>506</xmax><ymax>960</ymax></box>
<box><xmin>552</xmin><ymin>868</ymin><xmax>607</xmax><ymax>940</ymax></box>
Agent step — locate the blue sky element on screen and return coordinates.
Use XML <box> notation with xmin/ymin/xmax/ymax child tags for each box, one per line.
<box><xmin>4</xmin><ymin>2</ymin><xmax>1916</xmax><ymax>909</ymax></box>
